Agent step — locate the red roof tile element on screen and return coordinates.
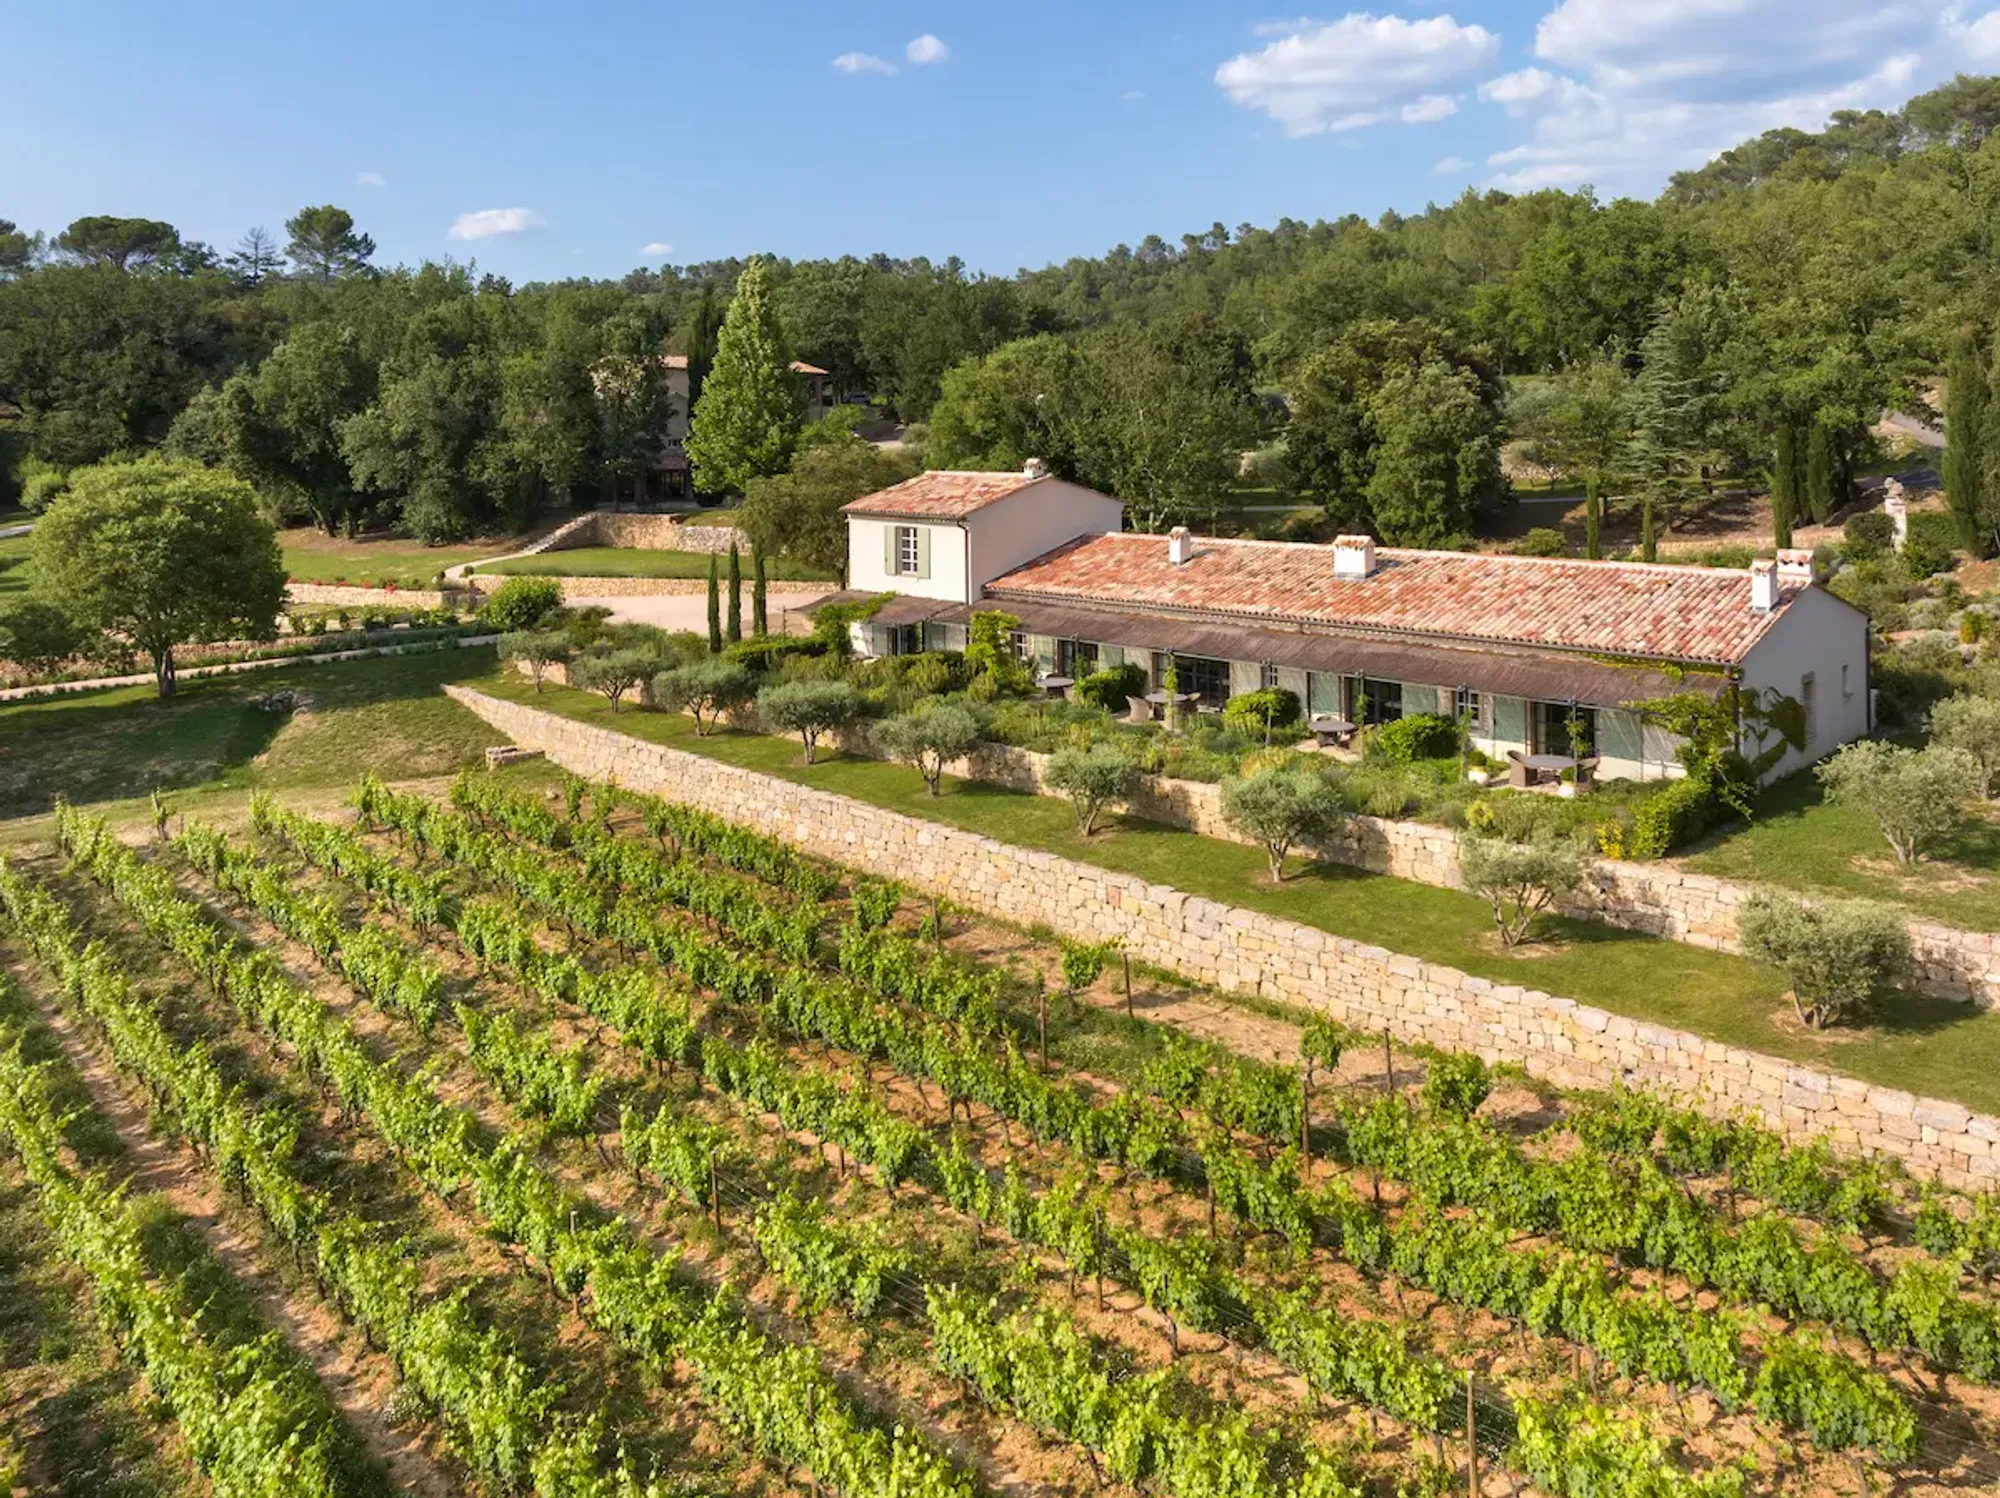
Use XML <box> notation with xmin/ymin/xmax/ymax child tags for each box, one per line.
<box><xmin>842</xmin><ymin>470</ymin><xmax>1051</xmax><ymax>520</ymax></box>
<box><xmin>984</xmin><ymin>532</ymin><xmax>1803</xmax><ymax>665</ymax></box>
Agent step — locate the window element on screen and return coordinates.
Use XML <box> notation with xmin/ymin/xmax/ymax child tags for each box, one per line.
<box><xmin>1057</xmin><ymin>639</ymin><xmax>1100</xmax><ymax>677</ymax></box>
<box><xmin>889</xmin><ymin>624</ymin><xmax>922</xmax><ymax>657</ymax></box>
<box><xmin>1260</xmin><ymin>662</ymin><xmax>1281</xmax><ymax>690</ymax></box>
<box><xmin>1154</xmin><ymin>653</ymin><xmax>1230</xmax><ymax>703</ymax></box>
<box><xmin>1307</xmin><ymin>671</ymin><xmax>1341</xmax><ymax>716</ymax></box>
<box><xmin>894</xmin><ymin>525</ymin><xmax>920</xmax><ymax>576</ymax></box>
<box><xmin>1533</xmin><ymin>701</ymin><xmax>1597</xmax><ymax>757</ymax></box>
<box><xmin>1801</xmin><ymin>672</ymin><xmax>1817</xmax><ymax>748</ymax></box>
<box><xmin>1351</xmin><ymin>677</ymin><xmax>1403</xmax><ymax>726</ymax></box>
<box><xmin>1842</xmin><ymin>662</ymin><xmax>1852</xmax><ymax>699</ymax></box>
<box><xmin>1453</xmin><ymin>687</ymin><xmax>1490</xmax><ymax>732</ymax></box>
<box><xmin>1008</xmin><ymin>630</ymin><xmax>1031</xmax><ymax>663</ymax></box>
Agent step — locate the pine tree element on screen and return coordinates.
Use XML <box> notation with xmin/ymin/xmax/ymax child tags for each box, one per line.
<box><xmin>1945</xmin><ymin>329</ymin><xmax>1990</xmax><ymax>552</ymax></box>
<box><xmin>685</xmin><ymin>258</ymin><xmax>803</xmax><ymax>496</ymax></box>
<box><xmin>726</xmin><ymin>542</ymin><xmax>743</xmax><ymax>644</ymax></box>
<box><xmin>752</xmin><ymin>550</ymin><xmax>769</xmax><ymax>637</ymax></box>
<box><xmin>706</xmin><ymin>553</ymin><xmax>722</xmax><ymax>654</ymax></box>
<box><xmin>1804</xmin><ymin>422</ymin><xmax>1835</xmax><ymax>526</ymax></box>
<box><xmin>1770</xmin><ymin>424</ymin><xmax>1797</xmax><ymax>548</ymax></box>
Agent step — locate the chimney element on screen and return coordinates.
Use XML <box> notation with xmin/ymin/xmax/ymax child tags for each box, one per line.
<box><xmin>1022</xmin><ymin>457</ymin><xmax>1050</xmax><ymax>480</ymax></box>
<box><xmin>1749</xmin><ymin>558</ymin><xmax>1779</xmax><ymax>613</ymax></box>
<box><xmin>1168</xmin><ymin>526</ymin><xmax>1194</xmax><ymax>565</ymax></box>
<box><xmin>1776</xmin><ymin>547</ymin><xmax>1815</xmax><ymax>588</ymax></box>
<box><xmin>1333</xmin><ymin>534</ymin><xmax>1377</xmax><ymax>580</ymax></box>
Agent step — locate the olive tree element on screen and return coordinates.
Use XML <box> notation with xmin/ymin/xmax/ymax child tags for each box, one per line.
<box><xmin>1928</xmin><ymin>694</ymin><xmax>2000</xmax><ymax>799</ymax></box>
<box><xmin>1738</xmin><ymin>892</ymin><xmax>1910</xmax><ymax>1029</ymax></box>
<box><xmin>653</xmin><ymin>658</ymin><xmax>755</xmax><ymax>736</ymax></box>
<box><xmin>30</xmin><ymin>457</ymin><xmax>284</xmax><ymax>697</ymax></box>
<box><xmin>1044</xmin><ymin>740</ymin><xmax>1141</xmax><ymax>835</ymax></box>
<box><xmin>758</xmin><ymin>678</ymin><xmax>861</xmax><ymax>764</ymax></box>
<box><xmin>498</xmin><ymin>629</ymin><xmax>570</xmax><ymax>692</ymax></box>
<box><xmin>1220</xmin><ymin>762</ymin><xmax>1344</xmax><ymax>880</ymax></box>
<box><xmin>1458</xmin><ymin>833</ymin><xmax>1587</xmax><ymax>946</ymax></box>
<box><xmin>569</xmin><ymin>646</ymin><xmax>656</xmax><ymax>713</ymax></box>
<box><xmin>1818</xmin><ymin>740</ymin><xmax>1983</xmax><ymax>863</ymax></box>
<box><xmin>873</xmin><ymin>702</ymin><xmax>982</xmax><ymax>795</ymax></box>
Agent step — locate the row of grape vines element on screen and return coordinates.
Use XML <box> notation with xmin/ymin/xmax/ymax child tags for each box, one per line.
<box><xmin>387</xmin><ymin>778</ymin><xmax>1922</xmax><ymax>1463</ymax></box>
<box><xmin>0</xmin><ymin>994</ymin><xmax>366</xmax><ymax>1498</ymax></box>
<box><xmin>0</xmin><ymin>854</ymin><xmax>676</xmax><ymax>1497</ymax></box>
<box><xmin>50</xmin><ymin>801</ymin><xmax>979</xmax><ymax>1498</ymax></box>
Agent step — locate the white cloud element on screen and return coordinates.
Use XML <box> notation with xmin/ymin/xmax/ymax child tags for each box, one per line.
<box><xmin>1432</xmin><ymin>154</ymin><xmax>1473</xmax><ymax>174</ymax></box>
<box><xmin>1401</xmin><ymin>92</ymin><xmax>1460</xmax><ymax>122</ymax></box>
<box><xmin>906</xmin><ymin>33</ymin><xmax>948</xmax><ymax>64</ymax></box>
<box><xmin>1478</xmin><ymin>67</ymin><xmax>1557</xmax><ymax>109</ymax></box>
<box><xmin>355</xmin><ymin>170</ymin><xmax>385</xmax><ymax>188</ymax></box>
<box><xmin>1120</xmin><ymin>89</ymin><xmax>1147</xmax><ymax>101</ymax></box>
<box><xmin>833</xmin><ymin>51</ymin><xmax>897</xmax><ymax>75</ymax></box>
<box><xmin>447</xmin><ymin>207</ymin><xmax>547</xmax><ymax>241</ymax></box>
<box><xmin>1534</xmin><ymin>0</ymin><xmax>1925</xmax><ymax>91</ymax></box>
<box><xmin>1215</xmin><ymin>13</ymin><xmax>1501</xmax><ymax>136</ymax></box>
<box><xmin>1950</xmin><ymin>6</ymin><xmax>2000</xmax><ymax>61</ymax></box>
<box><xmin>640</xmin><ymin>241</ymin><xmax>674</xmax><ymax>256</ymax></box>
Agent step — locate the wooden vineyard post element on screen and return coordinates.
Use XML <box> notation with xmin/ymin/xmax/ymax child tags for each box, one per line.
<box><xmin>1384</xmin><ymin>1028</ymin><xmax>1395</xmax><ymax>1093</ymax></box>
<box><xmin>1038</xmin><ymin>982</ymin><xmax>1050</xmax><ymax>1074</ymax></box>
<box><xmin>709</xmin><ymin>1151</ymin><xmax>722</xmax><ymax>1233</ymax></box>
<box><xmin>1466</xmin><ymin>1372</ymin><xmax>1479</xmax><ymax>1497</ymax></box>
<box><xmin>1123</xmin><ymin>954</ymin><xmax>1133</xmax><ymax>1017</ymax></box>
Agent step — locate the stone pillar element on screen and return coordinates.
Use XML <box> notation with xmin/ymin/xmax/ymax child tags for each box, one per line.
<box><xmin>1884</xmin><ymin>478</ymin><xmax>1908</xmax><ymax>552</ymax></box>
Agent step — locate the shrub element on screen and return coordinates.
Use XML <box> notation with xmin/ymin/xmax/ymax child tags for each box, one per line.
<box><xmin>568</xmin><ymin>646</ymin><xmax>656</xmax><ymax>712</ymax></box>
<box><xmin>0</xmin><ymin>600</ymin><xmax>87</xmax><ymax>677</ymax></box>
<box><xmin>1842</xmin><ymin>511</ymin><xmax>1895</xmax><ymax>561</ymax></box>
<box><xmin>1221</xmin><ymin>687</ymin><xmax>1303</xmax><ymax>739</ymax></box>
<box><xmin>1458</xmin><ymin>833</ymin><xmax>1586</xmax><ymax>946</ymax></box>
<box><xmin>1738</xmin><ymin>892</ymin><xmax>1910</xmax><ymax>1029</ymax></box>
<box><xmin>1075</xmin><ymin>662</ymin><xmax>1149</xmax><ymax>712</ymax></box>
<box><xmin>1421</xmin><ymin>1053</ymin><xmax>1492</xmax><ymax>1118</ymax></box>
<box><xmin>1370</xmin><ymin>712</ymin><xmax>1460</xmax><ymax>766</ymax></box>
<box><xmin>1903</xmin><ymin>532</ymin><xmax>1958</xmax><ymax>581</ymax></box>
<box><xmin>873</xmin><ymin>703</ymin><xmax>983</xmax><ymax>794</ymax></box>
<box><xmin>478</xmin><ymin>575</ymin><xmax>564</xmax><ymax>632</ymax></box>
<box><xmin>1818</xmin><ymin>740</ymin><xmax>1981</xmax><ymax>863</ymax></box>
<box><xmin>965</xmin><ymin>611</ymin><xmax>1033</xmax><ymax>698</ymax></box>
<box><xmin>1512</xmin><ymin>527</ymin><xmax>1569</xmax><ymax>558</ymax></box>
<box><xmin>1928</xmin><ymin>693</ymin><xmax>2000</xmax><ymax>797</ymax></box>
<box><xmin>497</xmin><ymin>629</ymin><xmax>570</xmax><ymax>692</ymax></box>
<box><xmin>1625</xmin><ymin>775</ymin><xmax>1715</xmax><ymax>859</ymax></box>
<box><xmin>653</xmin><ymin>658</ymin><xmax>756</xmax><ymax>736</ymax></box>
<box><xmin>1045</xmin><ymin>740</ymin><xmax>1142</xmax><ymax>835</ymax></box>
<box><xmin>726</xmin><ymin>635</ymin><xmax>827</xmax><ymax>674</ymax></box>
<box><xmin>1220</xmin><ymin>764</ymin><xmax>1345</xmax><ymax>880</ymax></box>
<box><xmin>758</xmin><ymin>678</ymin><xmax>862</xmax><ymax>764</ymax></box>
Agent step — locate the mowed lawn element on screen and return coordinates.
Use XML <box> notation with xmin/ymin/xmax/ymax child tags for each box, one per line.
<box><xmin>471</xmin><ymin>545</ymin><xmax>837</xmax><ymax>582</ymax></box>
<box><xmin>278</xmin><ymin>527</ymin><xmax>539</xmax><ymax>586</ymax></box>
<box><xmin>0</xmin><ymin>531</ymin><xmax>35</xmax><ymax>597</ymax></box>
<box><xmin>0</xmin><ymin>645</ymin><xmax>504</xmax><ymax>831</ymax></box>
<box><xmin>1686</xmin><ymin>767</ymin><xmax>2000</xmax><ymax>932</ymax></box>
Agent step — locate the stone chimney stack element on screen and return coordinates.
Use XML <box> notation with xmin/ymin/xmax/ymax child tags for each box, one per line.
<box><xmin>1749</xmin><ymin>557</ymin><xmax>1779</xmax><ymax>613</ymax></box>
<box><xmin>1333</xmin><ymin>534</ymin><xmax>1377</xmax><ymax>580</ymax></box>
<box><xmin>1168</xmin><ymin>526</ymin><xmax>1194</xmax><ymax>566</ymax></box>
<box><xmin>1776</xmin><ymin>547</ymin><xmax>1815</xmax><ymax>588</ymax></box>
<box><xmin>1022</xmin><ymin>457</ymin><xmax>1050</xmax><ymax>481</ymax></box>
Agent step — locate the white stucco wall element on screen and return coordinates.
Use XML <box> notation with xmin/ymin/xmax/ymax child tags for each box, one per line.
<box><xmin>964</xmin><ymin>479</ymin><xmax>1125</xmax><ymax>596</ymax></box>
<box><xmin>846</xmin><ymin>517</ymin><xmax>970</xmax><ymax>603</ymax></box>
<box><xmin>1739</xmin><ymin>585</ymin><xmax>1872</xmax><ymax>780</ymax></box>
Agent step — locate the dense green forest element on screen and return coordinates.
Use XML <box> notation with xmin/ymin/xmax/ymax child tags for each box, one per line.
<box><xmin>3</xmin><ymin>75</ymin><xmax>1998</xmax><ymax>549</ymax></box>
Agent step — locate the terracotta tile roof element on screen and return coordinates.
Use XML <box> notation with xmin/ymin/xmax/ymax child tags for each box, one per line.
<box><xmin>790</xmin><ymin>361</ymin><xmax>829</xmax><ymax>376</ymax></box>
<box><xmin>984</xmin><ymin>532</ymin><xmax>1805</xmax><ymax>665</ymax></box>
<box><xmin>660</xmin><ymin>354</ymin><xmax>690</xmax><ymax>369</ymax></box>
<box><xmin>842</xmin><ymin>470</ymin><xmax>1050</xmax><ymax>520</ymax></box>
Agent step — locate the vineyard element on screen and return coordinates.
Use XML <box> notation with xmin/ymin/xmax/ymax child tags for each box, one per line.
<box><xmin>4</xmin><ymin>765</ymin><xmax>2000</xmax><ymax>1498</ymax></box>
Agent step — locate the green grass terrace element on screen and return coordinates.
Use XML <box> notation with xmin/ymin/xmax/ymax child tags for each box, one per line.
<box><xmin>466</xmin><ymin>665</ymin><xmax>2000</xmax><ymax>1120</ymax></box>
<box><xmin>467</xmin><ymin>545</ymin><xmax>839</xmax><ymax>582</ymax></box>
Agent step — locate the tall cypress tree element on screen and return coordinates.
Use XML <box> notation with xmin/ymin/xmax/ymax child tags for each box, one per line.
<box><xmin>1945</xmin><ymin>329</ymin><xmax>1989</xmax><ymax>552</ymax></box>
<box><xmin>1770</xmin><ymin>424</ymin><xmax>1797</xmax><ymax>547</ymax></box>
<box><xmin>725</xmin><ymin>542</ymin><xmax>743</xmax><ymax>644</ymax></box>
<box><xmin>1804</xmin><ymin>423</ymin><xmax>1834</xmax><ymax>526</ymax></box>
<box><xmin>752</xmin><ymin>550</ymin><xmax>769</xmax><ymax>637</ymax></box>
<box><xmin>706</xmin><ymin>552</ymin><xmax>722</xmax><ymax>654</ymax></box>
<box><xmin>1583</xmin><ymin>475</ymin><xmax>1602</xmax><ymax>561</ymax></box>
<box><xmin>684</xmin><ymin>258</ymin><xmax>803</xmax><ymax>496</ymax></box>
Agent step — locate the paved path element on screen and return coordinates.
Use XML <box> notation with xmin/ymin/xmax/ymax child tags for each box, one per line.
<box><xmin>1881</xmin><ymin>410</ymin><xmax>1945</xmax><ymax>450</ymax></box>
<box><xmin>0</xmin><ymin>523</ymin><xmax>32</xmax><ymax>539</ymax></box>
<box><xmin>0</xmin><ymin>636</ymin><xmax>497</xmax><ymax>703</ymax></box>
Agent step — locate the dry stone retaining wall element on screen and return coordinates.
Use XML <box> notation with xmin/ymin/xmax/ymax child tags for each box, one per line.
<box><xmin>288</xmin><ymin>582</ymin><xmax>450</xmax><ymax>610</ymax></box>
<box><xmin>553</xmin><ymin>576</ymin><xmax>826</xmax><ymax>600</ymax></box>
<box><xmin>548</xmin><ymin>512</ymin><xmax>748</xmax><ymax>554</ymax></box>
<box><xmin>444</xmin><ymin>686</ymin><xmax>2000</xmax><ymax>1189</ymax></box>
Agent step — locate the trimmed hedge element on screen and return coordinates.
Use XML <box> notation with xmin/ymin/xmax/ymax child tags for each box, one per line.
<box><xmin>1371</xmin><ymin>712</ymin><xmax>1460</xmax><ymax>765</ymax></box>
<box><xmin>1627</xmin><ymin>773</ymin><xmax>1715</xmax><ymax>859</ymax></box>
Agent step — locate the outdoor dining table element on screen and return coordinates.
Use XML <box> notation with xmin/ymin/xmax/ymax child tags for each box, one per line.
<box><xmin>1516</xmin><ymin>753</ymin><xmax>1576</xmax><ymax>786</ymax></box>
<box><xmin>1038</xmin><ymin>676</ymin><xmax>1074</xmax><ymax>698</ymax></box>
<box><xmin>1310</xmin><ymin>715</ymin><xmax>1357</xmax><ymax>747</ymax></box>
<box><xmin>1144</xmin><ymin>690</ymin><xmax>1201</xmax><ymax>707</ymax></box>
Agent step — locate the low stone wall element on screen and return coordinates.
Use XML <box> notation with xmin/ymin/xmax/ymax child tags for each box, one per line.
<box><xmin>552</xmin><ymin>577</ymin><xmax>827</xmax><ymax>600</ymax></box>
<box><xmin>549</xmin><ymin>512</ymin><xmax>748</xmax><ymax>554</ymax></box>
<box><xmin>935</xmin><ymin>740</ymin><xmax>2000</xmax><ymax>1009</ymax></box>
<box><xmin>445</xmin><ymin>686</ymin><xmax>2000</xmax><ymax>1189</ymax></box>
<box><xmin>288</xmin><ymin>582</ymin><xmax>451</xmax><ymax>610</ymax></box>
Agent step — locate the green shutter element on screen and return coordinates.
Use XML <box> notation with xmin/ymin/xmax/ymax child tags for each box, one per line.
<box><xmin>915</xmin><ymin>527</ymin><xmax>931</xmax><ymax>579</ymax></box>
<box><xmin>883</xmin><ymin>525</ymin><xmax>897</xmax><ymax>576</ymax></box>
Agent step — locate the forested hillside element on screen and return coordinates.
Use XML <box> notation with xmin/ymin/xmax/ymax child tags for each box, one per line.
<box><xmin>2</xmin><ymin>75</ymin><xmax>1998</xmax><ymax>548</ymax></box>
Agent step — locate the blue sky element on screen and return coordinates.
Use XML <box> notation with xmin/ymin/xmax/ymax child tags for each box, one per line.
<box><xmin>4</xmin><ymin>1</ymin><xmax>1993</xmax><ymax>282</ymax></box>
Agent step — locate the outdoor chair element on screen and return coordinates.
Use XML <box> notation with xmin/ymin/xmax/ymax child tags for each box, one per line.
<box><xmin>1505</xmin><ymin>750</ymin><xmax>1532</xmax><ymax>789</ymax></box>
<box><xmin>1124</xmin><ymin>695</ymin><xmax>1158</xmax><ymax>726</ymax></box>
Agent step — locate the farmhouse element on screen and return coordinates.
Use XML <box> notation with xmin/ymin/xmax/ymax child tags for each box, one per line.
<box><xmin>832</xmin><ymin>464</ymin><xmax>1872</xmax><ymax>783</ymax></box>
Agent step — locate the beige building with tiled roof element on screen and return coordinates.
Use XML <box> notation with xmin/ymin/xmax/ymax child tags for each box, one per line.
<box><xmin>835</xmin><ymin>466</ymin><xmax>1872</xmax><ymax>783</ymax></box>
